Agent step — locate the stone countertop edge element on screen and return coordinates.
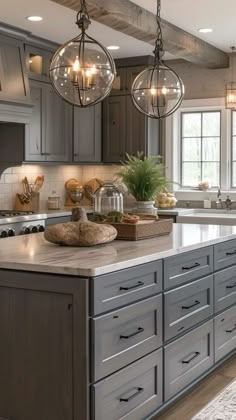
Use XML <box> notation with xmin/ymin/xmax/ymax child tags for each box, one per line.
<box><xmin>0</xmin><ymin>224</ymin><xmax>236</xmax><ymax>277</ymax></box>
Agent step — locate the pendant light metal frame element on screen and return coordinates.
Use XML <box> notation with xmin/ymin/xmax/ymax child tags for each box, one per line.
<box><xmin>50</xmin><ymin>0</ymin><xmax>116</xmax><ymax>108</ymax></box>
<box><xmin>226</xmin><ymin>47</ymin><xmax>236</xmax><ymax>110</ymax></box>
<box><xmin>131</xmin><ymin>0</ymin><xmax>184</xmax><ymax>119</ymax></box>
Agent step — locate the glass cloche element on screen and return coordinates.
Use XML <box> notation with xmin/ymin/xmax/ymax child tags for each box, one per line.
<box><xmin>94</xmin><ymin>181</ymin><xmax>123</xmax><ymax>215</ymax></box>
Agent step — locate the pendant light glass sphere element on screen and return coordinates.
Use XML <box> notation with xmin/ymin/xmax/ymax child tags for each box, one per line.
<box><xmin>132</xmin><ymin>63</ymin><xmax>184</xmax><ymax>119</ymax></box>
<box><xmin>226</xmin><ymin>82</ymin><xmax>236</xmax><ymax>109</ymax></box>
<box><xmin>50</xmin><ymin>4</ymin><xmax>116</xmax><ymax>107</ymax></box>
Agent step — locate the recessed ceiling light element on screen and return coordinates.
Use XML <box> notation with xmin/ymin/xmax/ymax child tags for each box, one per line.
<box><xmin>107</xmin><ymin>46</ymin><xmax>120</xmax><ymax>50</ymax></box>
<box><xmin>198</xmin><ymin>28</ymin><xmax>213</xmax><ymax>33</ymax></box>
<box><xmin>26</xmin><ymin>16</ymin><xmax>43</xmax><ymax>22</ymax></box>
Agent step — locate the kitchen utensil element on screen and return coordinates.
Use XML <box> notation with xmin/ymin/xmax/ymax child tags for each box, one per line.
<box><xmin>67</xmin><ymin>187</ymin><xmax>84</xmax><ymax>205</ymax></box>
<box><xmin>83</xmin><ymin>178</ymin><xmax>103</xmax><ymax>202</ymax></box>
<box><xmin>33</xmin><ymin>175</ymin><xmax>44</xmax><ymax>193</ymax></box>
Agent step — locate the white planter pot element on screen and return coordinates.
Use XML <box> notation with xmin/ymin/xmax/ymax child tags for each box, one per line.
<box><xmin>135</xmin><ymin>201</ymin><xmax>157</xmax><ymax>215</ymax></box>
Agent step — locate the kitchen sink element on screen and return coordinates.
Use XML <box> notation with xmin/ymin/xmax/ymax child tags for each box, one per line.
<box><xmin>177</xmin><ymin>208</ymin><xmax>236</xmax><ymax>225</ymax></box>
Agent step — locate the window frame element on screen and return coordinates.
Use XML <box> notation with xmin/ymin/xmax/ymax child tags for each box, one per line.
<box><xmin>180</xmin><ymin>110</ymin><xmax>221</xmax><ymax>189</ymax></box>
<box><xmin>165</xmin><ymin>97</ymin><xmax>231</xmax><ymax>198</ymax></box>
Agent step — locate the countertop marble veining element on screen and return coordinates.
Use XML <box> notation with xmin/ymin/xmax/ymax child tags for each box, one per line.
<box><xmin>0</xmin><ymin>224</ymin><xmax>236</xmax><ymax>277</ymax></box>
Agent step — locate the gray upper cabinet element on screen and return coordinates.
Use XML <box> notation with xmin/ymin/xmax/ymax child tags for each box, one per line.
<box><xmin>103</xmin><ymin>95</ymin><xmax>159</xmax><ymax>163</ymax></box>
<box><xmin>110</xmin><ymin>65</ymin><xmax>145</xmax><ymax>96</ymax></box>
<box><xmin>25</xmin><ymin>80</ymin><xmax>72</xmax><ymax>162</ymax></box>
<box><xmin>25</xmin><ymin>44</ymin><xmax>54</xmax><ymax>82</ymax></box>
<box><xmin>0</xmin><ymin>34</ymin><xmax>30</xmax><ymax>104</ymax></box>
<box><xmin>73</xmin><ymin>104</ymin><xmax>101</xmax><ymax>163</ymax></box>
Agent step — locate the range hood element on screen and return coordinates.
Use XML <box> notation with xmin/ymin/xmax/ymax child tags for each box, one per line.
<box><xmin>0</xmin><ymin>102</ymin><xmax>32</xmax><ymax>177</ymax></box>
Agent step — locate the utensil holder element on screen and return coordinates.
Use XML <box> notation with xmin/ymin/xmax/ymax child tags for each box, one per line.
<box><xmin>14</xmin><ymin>192</ymin><xmax>40</xmax><ymax>212</ymax></box>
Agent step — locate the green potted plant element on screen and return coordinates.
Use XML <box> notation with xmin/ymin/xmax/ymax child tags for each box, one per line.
<box><xmin>117</xmin><ymin>152</ymin><xmax>170</xmax><ymax>214</ymax></box>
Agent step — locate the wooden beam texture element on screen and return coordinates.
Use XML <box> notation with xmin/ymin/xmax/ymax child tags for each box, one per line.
<box><xmin>51</xmin><ymin>0</ymin><xmax>229</xmax><ymax>69</ymax></box>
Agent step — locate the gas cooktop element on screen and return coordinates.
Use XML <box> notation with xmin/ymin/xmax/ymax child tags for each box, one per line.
<box><xmin>0</xmin><ymin>210</ymin><xmax>35</xmax><ymax>217</ymax></box>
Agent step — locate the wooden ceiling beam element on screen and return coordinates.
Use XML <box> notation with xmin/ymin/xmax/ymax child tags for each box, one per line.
<box><xmin>51</xmin><ymin>0</ymin><xmax>229</xmax><ymax>69</ymax></box>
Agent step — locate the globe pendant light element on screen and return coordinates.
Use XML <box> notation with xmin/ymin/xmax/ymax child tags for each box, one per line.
<box><xmin>131</xmin><ymin>0</ymin><xmax>184</xmax><ymax>119</ymax></box>
<box><xmin>50</xmin><ymin>0</ymin><xmax>116</xmax><ymax>107</ymax></box>
<box><xmin>226</xmin><ymin>47</ymin><xmax>236</xmax><ymax>109</ymax></box>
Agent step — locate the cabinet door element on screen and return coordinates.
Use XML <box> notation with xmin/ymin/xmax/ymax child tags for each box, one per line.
<box><xmin>25</xmin><ymin>80</ymin><xmax>46</xmax><ymax>161</ymax></box>
<box><xmin>126</xmin><ymin>95</ymin><xmax>146</xmax><ymax>155</ymax></box>
<box><xmin>125</xmin><ymin>65</ymin><xmax>145</xmax><ymax>94</ymax></box>
<box><xmin>103</xmin><ymin>96</ymin><xmax>126</xmax><ymax>162</ymax></box>
<box><xmin>110</xmin><ymin>67</ymin><xmax>127</xmax><ymax>96</ymax></box>
<box><xmin>45</xmin><ymin>84</ymin><xmax>72</xmax><ymax>162</ymax></box>
<box><xmin>0</xmin><ymin>34</ymin><xmax>30</xmax><ymax>104</ymax></box>
<box><xmin>74</xmin><ymin>104</ymin><xmax>101</xmax><ymax>162</ymax></box>
<box><xmin>0</xmin><ymin>287</ymin><xmax>73</xmax><ymax>420</ymax></box>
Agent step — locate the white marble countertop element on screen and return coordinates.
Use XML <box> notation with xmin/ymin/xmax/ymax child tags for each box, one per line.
<box><xmin>0</xmin><ymin>224</ymin><xmax>236</xmax><ymax>277</ymax></box>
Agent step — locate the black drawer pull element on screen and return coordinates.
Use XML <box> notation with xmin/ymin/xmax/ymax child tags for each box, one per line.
<box><xmin>182</xmin><ymin>351</ymin><xmax>200</xmax><ymax>364</ymax></box>
<box><xmin>226</xmin><ymin>250</ymin><xmax>236</xmax><ymax>256</ymax></box>
<box><xmin>120</xmin><ymin>387</ymin><xmax>144</xmax><ymax>402</ymax></box>
<box><xmin>182</xmin><ymin>262</ymin><xmax>200</xmax><ymax>271</ymax></box>
<box><xmin>226</xmin><ymin>324</ymin><xmax>236</xmax><ymax>333</ymax></box>
<box><xmin>120</xmin><ymin>327</ymin><xmax>144</xmax><ymax>339</ymax></box>
<box><xmin>182</xmin><ymin>300</ymin><xmax>200</xmax><ymax>310</ymax></box>
<box><xmin>226</xmin><ymin>283</ymin><xmax>236</xmax><ymax>289</ymax></box>
<box><xmin>120</xmin><ymin>281</ymin><xmax>144</xmax><ymax>291</ymax></box>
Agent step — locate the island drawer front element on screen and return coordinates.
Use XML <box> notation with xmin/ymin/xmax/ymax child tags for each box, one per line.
<box><xmin>164</xmin><ymin>247</ymin><xmax>213</xmax><ymax>290</ymax></box>
<box><xmin>91</xmin><ymin>294</ymin><xmax>162</xmax><ymax>382</ymax></box>
<box><xmin>164</xmin><ymin>320</ymin><xmax>214</xmax><ymax>402</ymax></box>
<box><xmin>91</xmin><ymin>348</ymin><xmax>163</xmax><ymax>420</ymax></box>
<box><xmin>214</xmin><ymin>266</ymin><xmax>236</xmax><ymax>313</ymax></box>
<box><xmin>91</xmin><ymin>260</ymin><xmax>162</xmax><ymax>315</ymax></box>
<box><xmin>164</xmin><ymin>275</ymin><xmax>214</xmax><ymax>341</ymax></box>
<box><xmin>214</xmin><ymin>239</ymin><xmax>236</xmax><ymax>271</ymax></box>
<box><xmin>214</xmin><ymin>306</ymin><xmax>236</xmax><ymax>363</ymax></box>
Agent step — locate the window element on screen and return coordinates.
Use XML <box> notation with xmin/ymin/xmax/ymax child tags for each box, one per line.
<box><xmin>232</xmin><ymin>111</ymin><xmax>236</xmax><ymax>187</ymax></box>
<box><xmin>181</xmin><ymin>111</ymin><xmax>221</xmax><ymax>188</ymax></box>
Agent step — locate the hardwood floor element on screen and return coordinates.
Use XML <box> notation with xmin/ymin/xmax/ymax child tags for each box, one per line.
<box><xmin>155</xmin><ymin>353</ymin><xmax>236</xmax><ymax>420</ymax></box>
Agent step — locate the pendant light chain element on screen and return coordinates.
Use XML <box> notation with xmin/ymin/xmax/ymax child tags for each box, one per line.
<box><xmin>154</xmin><ymin>0</ymin><xmax>164</xmax><ymax>62</ymax></box>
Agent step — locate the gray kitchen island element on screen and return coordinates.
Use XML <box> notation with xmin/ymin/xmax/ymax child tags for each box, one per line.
<box><xmin>0</xmin><ymin>223</ymin><xmax>236</xmax><ymax>420</ymax></box>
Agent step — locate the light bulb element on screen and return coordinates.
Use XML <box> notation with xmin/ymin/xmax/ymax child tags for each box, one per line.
<box><xmin>73</xmin><ymin>57</ymin><xmax>80</xmax><ymax>72</ymax></box>
<box><xmin>162</xmin><ymin>86</ymin><xmax>167</xmax><ymax>95</ymax></box>
<box><xmin>150</xmin><ymin>88</ymin><xmax>157</xmax><ymax>95</ymax></box>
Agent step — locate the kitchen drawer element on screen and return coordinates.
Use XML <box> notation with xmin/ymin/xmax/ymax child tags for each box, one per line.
<box><xmin>91</xmin><ymin>260</ymin><xmax>162</xmax><ymax>315</ymax></box>
<box><xmin>214</xmin><ymin>305</ymin><xmax>236</xmax><ymax>362</ymax></box>
<box><xmin>164</xmin><ymin>320</ymin><xmax>213</xmax><ymax>401</ymax></box>
<box><xmin>91</xmin><ymin>348</ymin><xmax>163</xmax><ymax>420</ymax></box>
<box><xmin>164</xmin><ymin>275</ymin><xmax>213</xmax><ymax>341</ymax></box>
<box><xmin>215</xmin><ymin>266</ymin><xmax>236</xmax><ymax>313</ymax></box>
<box><xmin>214</xmin><ymin>239</ymin><xmax>236</xmax><ymax>271</ymax></box>
<box><xmin>92</xmin><ymin>294</ymin><xmax>162</xmax><ymax>381</ymax></box>
<box><xmin>164</xmin><ymin>247</ymin><xmax>213</xmax><ymax>290</ymax></box>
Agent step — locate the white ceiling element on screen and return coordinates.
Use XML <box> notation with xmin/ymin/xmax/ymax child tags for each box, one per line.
<box><xmin>0</xmin><ymin>0</ymin><xmax>235</xmax><ymax>60</ymax></box>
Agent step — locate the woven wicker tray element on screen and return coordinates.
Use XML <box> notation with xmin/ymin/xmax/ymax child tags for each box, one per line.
<box><xmin>109</xmin><ymin>218</ymin><xmax>173</xmax><ymax>241</ymax></box>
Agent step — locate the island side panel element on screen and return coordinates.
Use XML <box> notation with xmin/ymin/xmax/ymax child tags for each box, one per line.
<box><xmin>0</xmin><ymin>269</ymin><xmax>89</xmax><ymax>420</ymax></box>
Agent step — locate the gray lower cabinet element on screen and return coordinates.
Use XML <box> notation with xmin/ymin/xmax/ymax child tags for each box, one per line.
<box><xmin>214</xmin><ymin>239</ymin><xmax>236</xmax><ymax>271</ymax></box>
<box><xmin>91</xmin><ymin>348</ymin><xmax>163</xmax><ymax>420</ymax></box>
<box><xmin>91</xmin><ymin>260</ymin><xmax>163</xmax><ymax>315</ymax></box>
<box><xmin>164</xmin><ymin>246</ymin><xmax>213</xmax><ymax>290</ymax></box>
<box><xmin>73</xmin><ymin>104</ymin><xmax>101</xmax><ymax>162</ymax></box>
<box><xmin>214</xmin><ymin>306</ymin><xmax>236</xmax><ymax>363</ymax></box>
<box><xmin>164</xmin><ymin>275</ymin><xmax>213</xmax><ymax>341</ymax></box>
<box><xmin>214</xmin><ymin>266</ymin><xmax>236</xmax><ymax>313</ymax></box>
<box><xmin>25</xmin><ymin>80</ymin><xmax>72</xmax><ymax>162</ymax></box>
<box><xmin>164</xmin><ymin>320</ymin><xmax>214</xmax><ymax>401</ymax></box>
<box><xmin>0</xmin><ymin>33</ymin><xmax>30</xmax><ymax>104</ymax></box>
<box><xmin>92</xmin><ymin>294</ymin><xmax>162</xmax><ymax>381</ymax></box>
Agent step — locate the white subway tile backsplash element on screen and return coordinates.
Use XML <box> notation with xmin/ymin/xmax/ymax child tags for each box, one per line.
<box><xmin>0</xmin><ymin>164</ymin><xmax>119</xmax><ymax>210</ymax></box>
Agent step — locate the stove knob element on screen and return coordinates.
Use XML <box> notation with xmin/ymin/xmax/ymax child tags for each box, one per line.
<box><xmin>38</xmin><ymin>225</ymin><xmax>45</xmax><ymax>232</ymax></box>
<box><xmin>0</xmin><ymin>230</ymin><xmax>7</xmax><ymax>238</ymax></box>
<box><xmin>21</xmin><ymin>227</ymin><xmax>30</xmax><ymax>235</ymax></box>
<box><xmin>31</xmin><ymin>226</ymin><xmax>38</xmax><ymax>233</ymax></box>
<box><xmin>8</xmin><ymin>229</ymin><xmax>15</xmax><ymax>237</ymax></box>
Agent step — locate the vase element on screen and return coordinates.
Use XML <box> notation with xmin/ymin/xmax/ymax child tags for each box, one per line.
<box><xmin>135</xmin><ymin>201</ymin><xmax>157</xmax><ymax>215</ymax></box>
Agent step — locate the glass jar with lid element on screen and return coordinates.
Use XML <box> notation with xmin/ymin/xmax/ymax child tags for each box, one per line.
<box><xmin>94</xmin><ymin>181</ymin><xmax>123</xmax><ymax>215</ymax></box>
